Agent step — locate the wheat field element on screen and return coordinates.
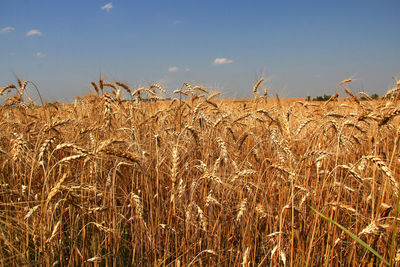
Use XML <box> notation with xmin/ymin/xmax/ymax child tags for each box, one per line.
<box><xmin>1</xmin><ymin>78</ymin><xmax>400</xmax><ymax>266</ymax></box>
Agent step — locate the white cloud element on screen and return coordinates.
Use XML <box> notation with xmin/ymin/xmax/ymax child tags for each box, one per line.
<box><xmin>26</xmin><ymin>29</ymin><xmax>42</xmax><ymax>36</ymax></box>
<box><xmin>0</xmin><ymin>26</ymin><xmax>15</xmax><ymax>34</ymax></box>
<box><xmin>173</xmin><ymin>20</ymin><xmax>182</xmax><ymax>25</ymax></box>
<box><xmin>168</xmin><ymin>66</ymin><xmax>179</xmax><ymax>72</ymax></box>
<box><xmin>101</xmin><ymin>3</ymin><xmax>113</xmax><ymax>12</ymax></box>
<box><xmin>36</xmin><ymin>52</ymin><xmax>46</xmax><ymax>57</ymax></box>
<box><xmin>213</xmin><ymin>58</ymin><xmax>233</xmax><ymax>65</ymax></box>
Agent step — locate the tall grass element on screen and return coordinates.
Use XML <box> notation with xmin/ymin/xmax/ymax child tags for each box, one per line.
<box><xmin>0</xmin><ymin>78</ymin><xmax>399</xmax><ymax>265</ymax></box>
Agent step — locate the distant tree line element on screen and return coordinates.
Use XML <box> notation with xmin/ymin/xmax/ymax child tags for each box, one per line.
<box><xmin>307</xmin><ymin>93</ymin><xmax>379</xmax><ymax>101</ymax></box>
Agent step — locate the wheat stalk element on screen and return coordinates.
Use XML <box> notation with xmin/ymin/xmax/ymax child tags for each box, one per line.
<box><xmin>101</xmin><ymin>148</ymin><xmax>140</xmax><ymax>165</ymax></box>
<box><xmin>115</xmin><ymin>81</ymin><xmax>131</xmax><ymax>94</ymax></box>
<box><xmin>338</xmin><ymin>78</ymin><xmax>352</xmax><ymax>85</ymax></box>
<box><xmin>253</xmin><ymin>78</ymin><xmax>263</xmax><ymax>93</ymax></box>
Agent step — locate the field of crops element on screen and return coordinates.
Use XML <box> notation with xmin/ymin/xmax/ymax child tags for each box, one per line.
<box><xmin>1</xmin><ymin>79</ymin><xmax>400</xmax><ymax>266</ymax></box>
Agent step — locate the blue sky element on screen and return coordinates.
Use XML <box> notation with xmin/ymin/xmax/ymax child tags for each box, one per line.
<box><xmin>0</xmin><ymin>0</ymin><xmax>399</xmax><ymax>101</ymax></box>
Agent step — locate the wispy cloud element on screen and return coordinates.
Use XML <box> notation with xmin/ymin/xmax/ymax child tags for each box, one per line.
<box><xmin>173</xmin><ymin>20</ymin><xmax>182</xmax><ymax>25</ymax></box>
<box><xmin>168</xmin><ymin>66</ymin><xmax>179</xmax><ymax>72</ymax></box>
<box><xmin>36</xmin><ymin>52</ymin><xmax>46</xmax><ymax>57</ymax></box>
<box><xmin>101</xmin><ymin>3</ymin><xmax>113</xmax><ymax>12</ymax></box>
<box><xmin>0</xmin><ymin>26</ymin><xmax>15</xmax><ymax>34</ymax></box>
<box><xmin>213</xmin><ymin>58</ymin><xmax>233</xmax><ymax>65</ymax></box>
<box><xmin>26</xmin><ymin>29</ymin><xmax>42</xmax><ymax>36</ymax></box>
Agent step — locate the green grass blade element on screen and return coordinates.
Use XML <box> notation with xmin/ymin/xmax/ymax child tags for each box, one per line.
<box><xmin>311</xmin><ymin>206</ymin><xmax>389</xmax><ymax>265</ymax></box>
